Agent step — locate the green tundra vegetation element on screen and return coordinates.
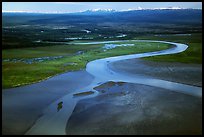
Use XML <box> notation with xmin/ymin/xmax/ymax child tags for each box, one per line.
<box><xmin>140</xmin><ymin>33</ymin><xmax>202</xmax><ymax>64</ymax></box>
<box><xmin>2</xmin><ymin>41</ymin><xmax>171</xmax><ymax>88</ymax></box>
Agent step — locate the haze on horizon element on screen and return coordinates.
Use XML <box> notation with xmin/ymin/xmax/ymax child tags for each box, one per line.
<box><xmin>2</xmin><ymin>2</ymin><xmax>202</xmax><ymax>13</ymax></box>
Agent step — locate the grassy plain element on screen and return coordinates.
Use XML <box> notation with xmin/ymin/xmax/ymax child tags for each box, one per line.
<box><xmin>2</xmin><ymin>41</ymin><xmax>171</xmax><ymax>88</ymax></box>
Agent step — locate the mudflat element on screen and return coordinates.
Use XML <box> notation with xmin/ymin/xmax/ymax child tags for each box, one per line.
<box><xmin>66</xmin><ymin>82</ymin><xmax>202</xmax><ymax>135</ymax></box>
<box><xmin>108</xmin><ymin>59</ymin><xmax>202</xmax><ymax>87</ymax></box>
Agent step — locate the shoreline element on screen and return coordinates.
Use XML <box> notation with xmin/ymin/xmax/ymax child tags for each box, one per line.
<box><xmin>3</xmin><ymin>68</ymin><xmax>85</xmax><ymax>89</ymax></box>
<box><xmin>2</xmin><ymin>70</ymin><xmax>94</xmax><ymax>135</ymax></box>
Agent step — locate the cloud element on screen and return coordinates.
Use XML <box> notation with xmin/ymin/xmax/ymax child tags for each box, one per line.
<box><xmin>54</xmin><ymin>2</ymin><xmax>106</xmax><ymax>7</ymax></box>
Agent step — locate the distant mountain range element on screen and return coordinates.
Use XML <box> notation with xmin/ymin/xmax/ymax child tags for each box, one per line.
<box><xmin>3</xmin><ymin>9</ymin><xmax>202</xmax><ymax>26</ymax></box>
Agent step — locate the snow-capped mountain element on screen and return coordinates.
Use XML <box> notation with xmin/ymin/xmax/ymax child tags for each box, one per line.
<box><xmin>74</xmin><ymin>9</ymin><xmax>117</xmax><ymax>15</ymax></box>
<box><xmin>87</xmin><ymin>8</ymin><xmax>116</xmax><ymax>12</ymax></box>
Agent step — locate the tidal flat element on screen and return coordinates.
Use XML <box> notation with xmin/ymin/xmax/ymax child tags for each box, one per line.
<box><xmin>66</xmin><ymin>82</ymin><xmax>202</xmax><ymax>135</ymax></box>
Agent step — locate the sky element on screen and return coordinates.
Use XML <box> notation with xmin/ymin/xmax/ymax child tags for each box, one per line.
<box><xmin>2</xmin><ymin>2</ymin><xmax>202</xmax><ymax>13</ymax></box>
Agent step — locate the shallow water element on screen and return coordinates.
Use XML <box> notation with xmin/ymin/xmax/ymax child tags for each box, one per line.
<box><xmin>103</xmin><ymin>43</ymin><xmax>134</xmax><ymax>50</ymax></box>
